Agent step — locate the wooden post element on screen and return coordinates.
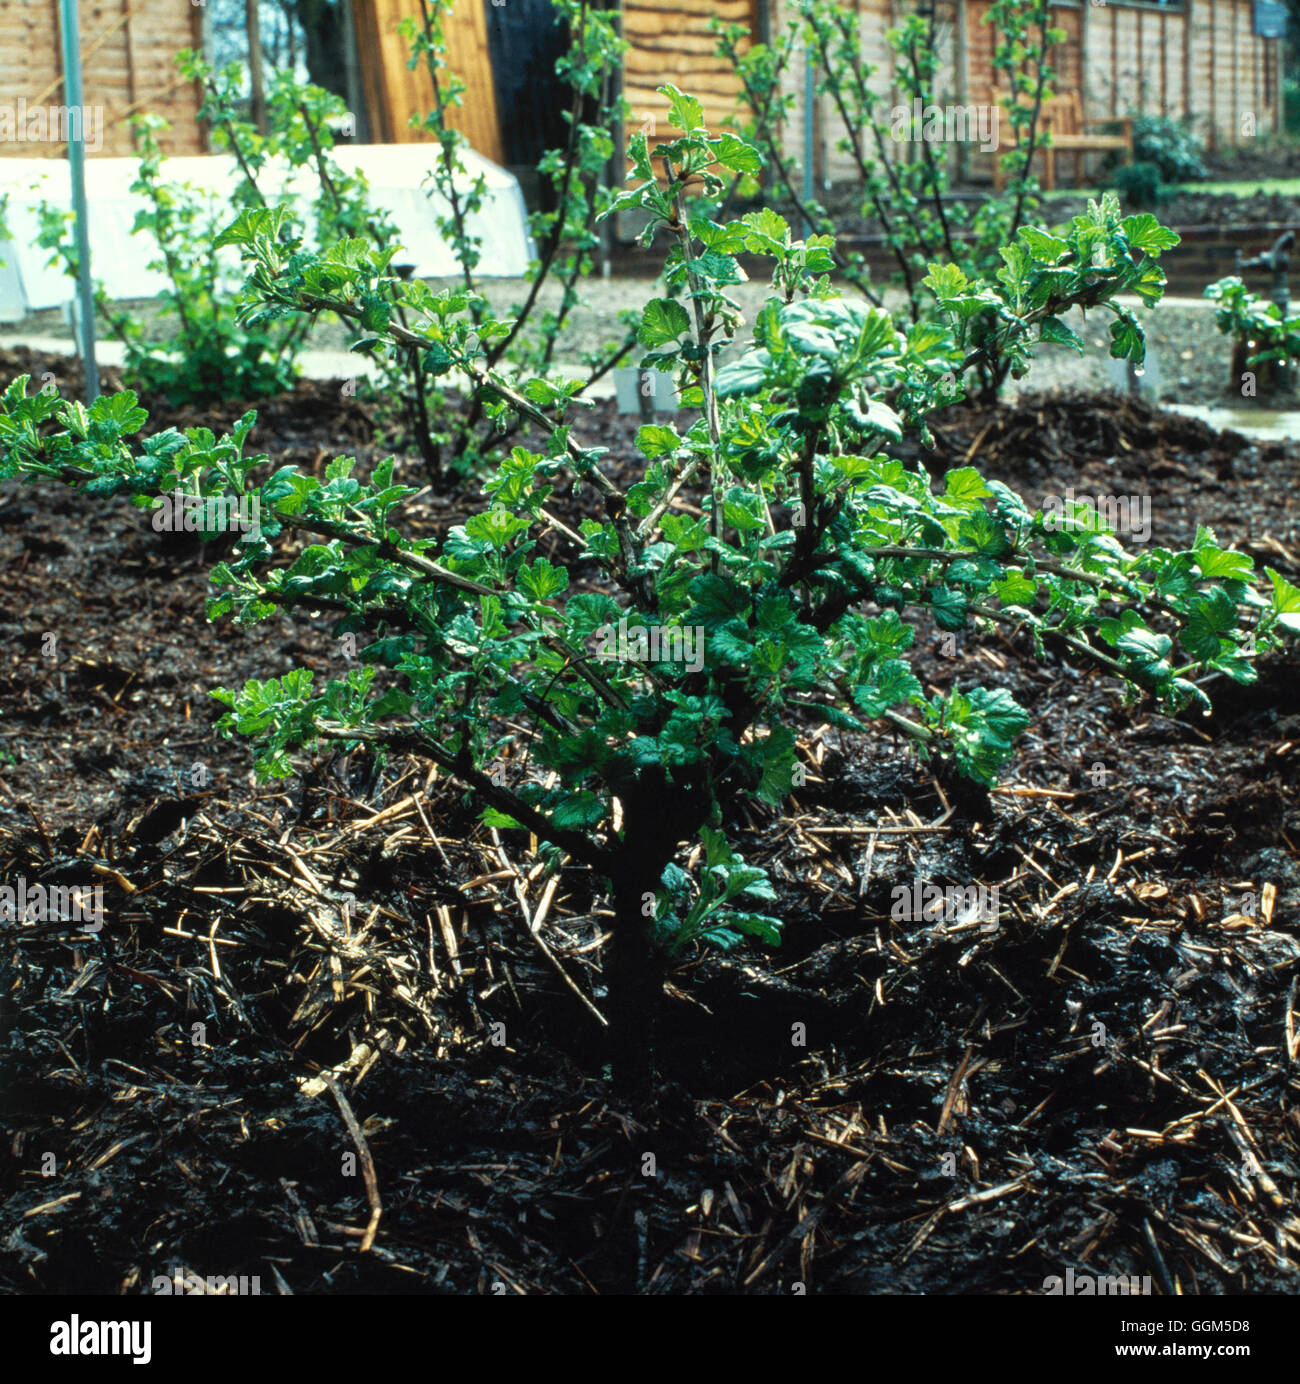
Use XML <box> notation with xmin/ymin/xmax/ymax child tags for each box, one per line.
<box><xmin>1208</xmin><ymin>0</ymin><xmax>1216</xmax><ymax>152</ymax></box>
<box><xmin>191</xmin><ymin>0</ymin><xmax>209</xmax><ymax>151</ymax></box>
<box><xmin>247</xmin><ymin>0</ymin><xmax>267</xmax><ymax>134</ymax></box>
<box><xmin>352</xmin><ymin>0</ymin><xmax>389</xmax><ymax>143</ymax></box>
<box><xmin>121</xmin><ymin>0</ymin><xmax>137</xmax><ymax>115</ymax></box>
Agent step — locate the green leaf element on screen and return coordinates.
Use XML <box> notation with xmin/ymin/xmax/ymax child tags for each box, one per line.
<box><xmin>747</xmin><ymin>725</ymin><xmax>796</xmax><ymax>807</ymax></box>
<box><xmin>635</xmin><ymin>424</ymin><xmax>680</xmax><ymax>460</ymax></box>
<box><xmin>931</xmin><ymin>587</ymin><xmax>969</xmax><ymax>631</ymax></box>
<box><xmin>997</xmin><ymin>242</ymin><xmax>1032</xmax><ymax>297</ymax></box>
<box><xmin>518</xmin><ymin>557</ymin><xmax>568</xmax><ymax>602</ymax></box>
<box><xmin>711</xmin><ymin>133</ymin><xmax>763</xmax><ymax>174</ymax></box>
<box><xmin>722</xmin><ymin>493</ymin><xmax>766</xmax><ymax>533</ymax></box>
<box><xmin>1193</xmin><ymin>540</ymin><xmax>1254</xmax><ymax>581</ymax></box>
<box><xmin>1122</xmin><ymin>214</ymin><xmax>1180</xmax><ymax>255</ymax></box>
<box><xmin>1266</xmin><ymin>566</ymin><xmax>1300</xmax><ymax>634</ymax></box>
<box><xmin>943</xmin><ymin>467</ymin><xmax>993</xmax><ymax>507</ymax></box>
<box><xmin>741</xmin><ymin>208</ymin><xmax>789</xmax><ymax>253</ymax></box>
<box><xmin>720</xmin><ymin>911</ymin><xmax>784</xmax><ymax>945</ymax></box>
<box><xmin>853</xmin><ymin>658</ymin><xmax>922</xmax><ymax>716</ymax></box>
<box><xmin>714</xmin><ymin>354</ymin><xmax>770</xmax><ymax>397</ymax></box>
<box><xmin>967</xmin><ymin>686</ymin><xmax>1030</xmax><ymax>745</ymax></box>
<box><xmin>626</xmin><ymin>132</ymin><xmax>653</xmax><ymax>183</ymax></box>
<box><xmin>1038</xmin><ymin>317</ymin><xmax>1084</xmax><ymax>352</ymax></box>
<box><xmin>465</xmin><ymin>508</ymin><xmax>529</xmax><ymax>548</ymax></box>
<box><xmin>1018</xmin><ymin>226</ymin><xmax>1068</xmax><ymax>263</ymax></box>
<box><xmin>214</xmin><ymin>205</ymin><xmax>291</xmax><ymax>250</ymax></box>
<box><xmin>638</xmin><ymin>298</ymin><xmax>691</xmax><ymax>349</ymax></box>
<box><xmin>922</xmin><ymin>261</ymin><xmax>968</xmax><ymax>303</ymax></box>
<box><xmin>550</xmin><ymin>792</ymin><xmax>607</xmax><ymax>831</ymax></box>
<box><xmin>88</xmin><ymin>390</ymin><xmax>148</xmax><ymax>434</ymax></box>
<box><xmin>993</xmin><ymin>568</ymin><xmax>1038</xmax><ymax>608</ymax></box>
<box><xmin>687</xmin><ymin>573</ymin><xmax>751</xmax><ymax>629</ymax></box>
<box><xmin>1109</xmin><ymin>316</ymin><xmax>1145</xmax><ymax>364</ymax></box>
<box><xmin>854</xmin><ymin>397</ymin><xmax>903</xmax><ymax>440</ymax></box>
<box><xmin>661</xmin><ymin>85</ymin><xmax>704</xmax><ymax>132</ymax></box>
<box><xmin>521</xmin><ymin>377</ymin><xmax>565</xmax><ymax>407</ymax></box>
<box><xmin>694</xmin><ymin>249</ymin><xmax>744</xmax><ymax>286</ymax></box>
<box><xmin>1182</xmin><ymin>586</ymin><xmax>1236</xmax><ymax>663</ymax></box>
<box><xmin>1117</xmin><ymin>627</ymin><xmax>1173</xmax><ymax>682</ymax></box>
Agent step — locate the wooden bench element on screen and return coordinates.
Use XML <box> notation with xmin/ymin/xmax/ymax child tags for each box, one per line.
<box><xmin>992</xmin><ymin>90</ymin><xmax>1132</xmax><ymax>191</ymax></box>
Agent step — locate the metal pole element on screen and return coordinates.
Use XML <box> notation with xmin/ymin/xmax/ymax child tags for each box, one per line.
<box><xmin>802</xmin><ymin>39</ymin><xmax>815</xmax><ymax>238</ymax></box>
<box><xmin>246</xmin><ymin>0</ymin><xmax>267</xmax><ymax>134</ymax></box>
<box><xmin>58</xmin><ymin>0</ymin><xmax>98</xmax><ymax>403</ymax></box>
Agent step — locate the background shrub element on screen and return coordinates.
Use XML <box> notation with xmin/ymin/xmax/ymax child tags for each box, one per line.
<box><xmin>1129</xmin><ymin>114</ymin><xmax>1207</xmax><ymax>184</ymax></box>
<box><xmin>1108</xmin><ymin>160</ymin><xmax>1169</xmax><ymax>210</ymax></box>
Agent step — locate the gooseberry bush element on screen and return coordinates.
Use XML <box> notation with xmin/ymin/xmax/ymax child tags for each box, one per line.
<box><xmin>36</xmin><ymin>64</ymin><xmax>371</xmax><ymax>408</ymax></box>
<box><xmin>1205</xmin><ymin>275</ymin><xmax>1300</xmax><ymax>378</ymax></box>
<box><xmin>715</xmin><ymin>0</ymin><xmax>1065</xmax><ymax>401</ymax></box>
<box><xmin>33</xmin><ymin>0</ymin><xmax>634</xmax><ymax>449</ymax></box>
<box><xmin>3</xmin><ymin>98</ymin><xmax>1297</xmax><ymax>1088</ymax></box>
<box><xmin>391</xmin><ymin>0</ymin><xmax>638</xmax><ymax>481</ymax></box>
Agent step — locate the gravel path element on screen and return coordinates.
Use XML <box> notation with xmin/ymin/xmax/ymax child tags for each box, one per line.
<box><xmin>0</xmin><ymin>276</ymin><xmax>1274</xmax><ymax>409</ymax></box>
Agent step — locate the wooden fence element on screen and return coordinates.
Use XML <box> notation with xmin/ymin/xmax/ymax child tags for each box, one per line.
<box><xmin>0</xmin><ymin>0</ymin><xmax>205</xmax><ymax>158</ymax></box>
<box><xmin>352</xmin><ymin>0</ymin><xmax>503</xmax><ymax>162</ymax></box>
<box><xmin>775</xmin><ymin>0</ymin><xmax>1284</xmax><ymax>185</ymax></box>
<box><xmin>621</xmin><ymin>0</ymin><xmax>760</xmax><ymax>136</ymax></box>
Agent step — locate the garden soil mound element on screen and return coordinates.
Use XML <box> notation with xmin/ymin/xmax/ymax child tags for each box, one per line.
<box><xmin>2</xmin><ymin>353</ymin><xmax>1298</xmax><ymax>1294</ymax></box>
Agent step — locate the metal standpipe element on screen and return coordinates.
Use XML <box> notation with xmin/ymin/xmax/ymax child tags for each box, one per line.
<box><xmin>58</xmin><ymin>0</ymin><xmax>99</xmax><ymax>403</ymax></box>
<box><xmin>1234</xmin><ymin>230</ymin><xmax>1294</xmax><ymax>318</ymax></box>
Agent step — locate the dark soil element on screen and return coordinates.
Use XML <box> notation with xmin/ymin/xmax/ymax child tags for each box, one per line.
<box><xmin>2</xmin><ymin>350</ymin><xmax>1298</xmax><ymax>1295</ymax></box>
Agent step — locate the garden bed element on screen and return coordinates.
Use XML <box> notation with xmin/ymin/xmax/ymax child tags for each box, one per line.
<box><xmin>802</xmin><ymin>184</ymin><xmax>1300</xmax><ymax>244</ymax></box>
<box><xmin>2</xmin><ymin>352</ymin><xmax>1298</xmax><ymax>1294</ymax></box>
<box><xmin>767</xmin><ymin>185</ymin><xmax>1300</xmax><ymax>301</ymax></box>
<box><xmin>2</xmin><ymin>280</ymin><xmax>1278</xmax><ymax>412</ymax></box>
